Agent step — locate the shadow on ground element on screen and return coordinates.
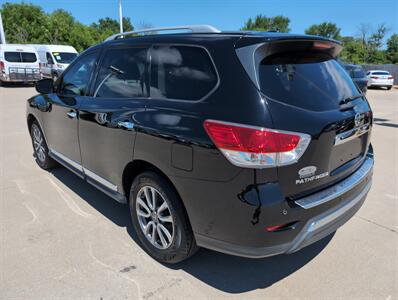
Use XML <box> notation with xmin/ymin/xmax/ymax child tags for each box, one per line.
<box><xmin>0</xmin><ymin>82</ymin><xmax>35</xmax><ymax>88</ymax></box>
<box><xmin>50</xmin><ymin>167</ymin><xmax>332</xmax><ymax>293</ymax></box>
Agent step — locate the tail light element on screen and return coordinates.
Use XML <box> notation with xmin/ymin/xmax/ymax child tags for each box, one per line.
<box><xmin>312</xmin><ymin>42</ymin><xmax>333</xmax><ymax>49</ymax></box>
<box><xmin>0</xmin><ymin>61</ymin><xmax>4</xmax><ymax>73</ymax></box>
<box><xmin>388</xmin><ymin>76</ymin><xmax>393</xmax><ymax>79</ymax></box>
<box><xmin>371</xmin><ymin>76</ymin><xmax>379</xmax><ymax>79</ymax></box>
<box><xmin>203</xmin><ymin>120</ymin><xmax>311</xmax><ymax>168</ymax></box>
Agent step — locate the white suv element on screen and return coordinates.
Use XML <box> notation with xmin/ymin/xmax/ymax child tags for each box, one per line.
<box><xmin>366</xmin><ymin>70</ymin><xmax>394</xmax><ymax>90</ymax></box>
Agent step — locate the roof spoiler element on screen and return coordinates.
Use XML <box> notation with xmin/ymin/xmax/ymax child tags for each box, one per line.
<box><xmin>235</xmin><ymin>37</ymin><xmax>343</xmax><ymax>90</ymax></box>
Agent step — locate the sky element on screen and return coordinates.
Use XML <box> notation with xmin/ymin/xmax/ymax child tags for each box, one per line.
<box><xmin>3</xmin><ymin>0</ymin><xmax>398</xmax><ymax>38</ymax></box>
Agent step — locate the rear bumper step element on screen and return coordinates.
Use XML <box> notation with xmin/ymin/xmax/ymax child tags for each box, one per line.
<box><xmin>295</xmin><ymin>157</ymin><xmax>373</xmax><ymax>209</ymax></box>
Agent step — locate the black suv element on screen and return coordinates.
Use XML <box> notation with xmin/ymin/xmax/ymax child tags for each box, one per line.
<box><xmin>27</xmin><ymin>26</ymin><xmax>374</xmax><ymax>263</ymax></box>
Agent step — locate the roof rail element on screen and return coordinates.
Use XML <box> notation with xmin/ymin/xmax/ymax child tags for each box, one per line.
<box><xmin>104</xmin><ymin>25</ymin><xmax>221</xmax><ymax>41</ymax></box>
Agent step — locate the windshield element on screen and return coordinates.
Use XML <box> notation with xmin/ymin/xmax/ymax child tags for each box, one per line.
<box><xmin>258</xmin><ymin>55</ymin><xmax>360</xmax><ymax>111</ymax></box>
<box><xmin>52</xmin><ymin>52</ymin><xmax>78</xmax><ymax>64</ymax></box>
<box><xmin>372</xmin><ymin>71</ymin><xmax>389</xmax><ymax>75</ymax></box>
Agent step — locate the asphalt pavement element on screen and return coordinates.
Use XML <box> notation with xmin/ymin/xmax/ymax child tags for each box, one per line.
<box><xmin>0</xmin><ymin>85</ymin><xmax>397</xmax><ymax>299</ymax></box>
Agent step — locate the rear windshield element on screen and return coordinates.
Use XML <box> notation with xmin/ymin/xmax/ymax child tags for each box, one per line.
<box><xmin>351</xmin><ymin>68</ymin><xmax>365</xmax><ymax>78</ymax></box>
<box><xmin>4</xmin><ymin>51</ymin><xmax>37</xmax><ymax>63</ymax></box>
<box><xmin>371</xmin><ymin>71</ymin><xmax>389</xmax><ymax>75</ymax></box>
<box><xmin>52</xmin><ymin>52</ymin><xmax>77</xmax><ymax>64</ymax></box>
<box><xmin>258</xmin><ymin>54</ymin><xmax>360</xmax><ymax>111</ymax></box>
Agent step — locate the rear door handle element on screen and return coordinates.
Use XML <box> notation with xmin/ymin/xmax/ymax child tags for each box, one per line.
<box><xmin>118</xmin><ymin>121</ymin><xmax>134</xmax><ymax>130</ymax></box>
<box><xmin>67</xmin><ymin>111</ymin><xmax>77</xmax><ymax>118</ymax></box>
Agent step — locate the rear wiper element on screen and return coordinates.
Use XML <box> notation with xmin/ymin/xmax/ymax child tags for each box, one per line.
<box><xmin>339</xmin><ymin>94</ymin><xmax>364</xmax><ymax>106</ymax></box>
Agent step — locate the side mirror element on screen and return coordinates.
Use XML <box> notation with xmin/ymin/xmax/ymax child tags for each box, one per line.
<box><xmin>35</xmin><ymin>78</ymin><xmax>54</xmax><ymax>94</ymax></box>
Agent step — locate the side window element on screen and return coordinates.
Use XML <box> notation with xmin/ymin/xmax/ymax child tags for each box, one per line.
<box><xmin>46</xmin><ymin>52</ymin><xmax>54</xmax><ymax>65</ymax></box>
<box><xmin>4</xmin><ymin>52</ymin><xmax>21</xmax><ymax>62</ymax></box>
<box><xmin>94</xmin><ymin>47</ymin><xmax>148</xmax><ymax>98</ymax></box>
<box><xmin>150</xmin><ymin>46</ymin><xmax>218</xmax><ymax>101</ymax></box>
<box><xmin>59</xmin><ymin>51</ymin><xmax>98</xmax><ymax>96</ymax></box>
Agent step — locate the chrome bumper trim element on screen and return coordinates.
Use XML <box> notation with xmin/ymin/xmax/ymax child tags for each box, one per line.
<box><xmin>295</xmin><ymin>157</ymin><xmax>373</xmax><ymax>209</ymax></box>
<box><xmin>307</xmin><ymin>180</ymin><xmax>371</xmax><ymax>232</ymax></box>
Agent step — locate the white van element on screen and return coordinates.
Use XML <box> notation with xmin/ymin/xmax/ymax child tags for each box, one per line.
<box><xmin>31</xmin><ymin>45</ymin><xmax>78</xmax><ymax>81</ymax></box>
<box><xmin>0</xmin><ymin>44</ymin><xmax>41</xmax><ymax>85</ymax></box>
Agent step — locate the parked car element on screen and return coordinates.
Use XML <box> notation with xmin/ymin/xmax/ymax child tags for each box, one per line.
<box><xmin>366</xmin><ymin>70</ymin><xmax>394</xmax><ymax>90</ymax></box>
<box><xmin>0</xmin><ymin>44</ymin><xmax>41</xmax><ymax>85</ymax></box>
<box><xmin>344</xmin><ymin>64</ymin><xmax>368</xmax><ymax>94</ymax></box>
<box><xmin>31</xmin><ymin>44</ymin><xmax>78</xmax><ymax>81</ymax></box>
<box><xmin>26</xmin><ymin>26</ymin><xmax>374</xmax><ymax>264</ymax></box>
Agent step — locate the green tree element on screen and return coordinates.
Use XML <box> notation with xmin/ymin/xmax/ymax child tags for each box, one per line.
<box><xmin>0</xmin><ymin>2</ymin><xmax>49</xmax><ymax>43</ymax></box>
<box><xmin>386</xmin><ymin>33</ymin><xmax>398</xmax><ymax>64</ymax></box>
<box><xmin>242</xmin><ymin>15</ymin><xmax>290</xmax><ymax>32</ymax></box>
<box><xmin>339</xmin><ymin>36</ymin><xmax>367</xmax><ymax>64</ymax></box>
<box><xmin>90</xmin><ymin>17</ymin><xmax>134</xmax><ymax>41</ymax></box>
<box><xmin>305</xmin><ymin>22</ymin><xmax>341</xmax><ymax>40</ymax></box>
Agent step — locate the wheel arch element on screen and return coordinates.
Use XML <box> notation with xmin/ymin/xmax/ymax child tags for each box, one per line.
<box><xmin>122</xmin><ymin>159</ymin><xmax>195</xmax><ymax>234</ymax></box>
<box><xmin>122</xmin><ymin>160</ymin><xmax>176</xmax><ymax>201</ymax></box>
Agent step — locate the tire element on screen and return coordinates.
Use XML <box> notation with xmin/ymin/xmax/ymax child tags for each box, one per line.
<box><xmin>129</xmin><ymin>171</ymin><xmax>198</xmax><ymax>264</ymax></box>
<box><xmin>387</xmin><ymin>86</ymin><xmax>392</xmax><ymax>90</ymax></box>
<box><xmin>30</xmin><ymin>121</ymin><xmax>58</xmax><ymax>170</ymax></box>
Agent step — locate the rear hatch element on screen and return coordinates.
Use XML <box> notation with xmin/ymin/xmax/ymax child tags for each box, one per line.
<box><xmin>4</xmin><ymin>51</ymin><xmax>40</xmax><ymax>80</ymax></box>
<box><xmin>236</xmin><ymin>35</ymin><xmax>372</xmax><ymax>197</ymax></box>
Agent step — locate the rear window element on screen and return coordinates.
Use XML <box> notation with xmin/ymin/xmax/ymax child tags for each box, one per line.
<box><xmin>258</xmin><ymin>53</ymin><xmax>360</xmax><ymax>111</ymax></box>
<box><xmin>52</xmin><ymin>52</ymin><xmax>78</xmax><ymax>64</ymax></box>
<box><xmin>21</xmin><ymin>52</ymin><xmax>37</xmax><ymax>62</ymax></box>
<box><xmin>150</xmin><ymin>45</ymin><xmax>218</xmax><ymax>101</ymax></box>
<box><xmin>372</xmin><ymin>71</ymin><xmax>389</xmax><ymax>75</ymax></box>
<box><xmin>4</xmin><ymin>51</ymin><xmax>37</xmax><ymax>63</ymax></box>
<box><xmin>351</xmin><ymin>68</ymin><xmax>365</xmax><ymax>78</ymax></box>
<box><xmin>4</xmin><ymin>52</ymin><xmax>21</xmax><ymax>62</ymax></box>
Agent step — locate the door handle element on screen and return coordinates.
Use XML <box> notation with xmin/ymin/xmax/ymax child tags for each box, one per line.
<box><xmin>118</xmin><ymin>121</ymin><xmax>134</xmax><ymax>130</ymax></box>
<box><xmin>67</xmin><ymin>111</ymin><xmax>77</xmax><ymax>118</ymax></box>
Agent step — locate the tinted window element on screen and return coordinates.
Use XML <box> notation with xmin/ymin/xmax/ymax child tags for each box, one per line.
<box><xmin>21</xmin><ymin>52</ymin><xmax>37</xmax><ymax>63</ymax></box>
<box><xmin>258</xmin><ymin>54</ymin><xmax>360</xmax><ymax>111</ymax></box>
<box><xmin>59</xmin><ymin>51</ymin><xmax>98</xmax><ymax>96</ymax></box>
<box><xmin>150</xmin><ymin>46</ymin><xmax>217</xmax><ymax>101</ymax></box>
<box><xmin>372</xmin><ymin>71</ymin><xmax>389</xmax><ymax>75</ymax></box>
<box><xmin>351</xmin><ymin>68</ymin><xmax>365</xmax><ymax>78</ymax></box>
<box><xmin>4</xmin><ymin>52</ymin><xmax>21</xmax><ymax>62</ymax></box>
<box><xmin>52</xmin><ymin>52</ymin><xmax>78</xmax><ymax>64</ymax></box>
<box><xmin>94</xmin><ymin>47</ymin><xmax>147</xmax><ymax>98</ymax></box>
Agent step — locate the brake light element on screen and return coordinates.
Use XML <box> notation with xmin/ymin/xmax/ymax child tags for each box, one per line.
<box><xmin>388</xmin><ymin>76</ymin><xmax>393</xmax><ymax>79</ymax></box>
<box><xmin>371</xmin><ymin>76</ymin><xmax>379</xmax><ymax>79</ymax></box>
<box><xmin>203</xmin><ymin>120</ymin><xmax>311</xmax><ymax>168</ymax></box>
<box><xmin>313</xmin><ymin>42</ymin><xmax>332</xmax><ymax>49</ymax></box>
<box><xmin>0</xmin><ymin>61</ymin><xmax>4</xmax><ymax>72</ymax></box>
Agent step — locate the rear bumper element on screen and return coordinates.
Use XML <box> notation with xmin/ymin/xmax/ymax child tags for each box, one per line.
<box><xmin>368</xmin><ymin>81</ymin><xmax>393</xmax><ymax>87</ymax></box>
<box><xmin>196</xmin><ymin>156</ymin><xmax>373</xmax><ymax>258</ymax></box>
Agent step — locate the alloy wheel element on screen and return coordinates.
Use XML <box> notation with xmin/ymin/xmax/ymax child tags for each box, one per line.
<box><xmin>32</xmin><ymin>125</ymin><xmax>46</xmax><ymax>163</ymax></box>
<box><xmin>136</xmin><ymin>186</ymin><xmax>174</xmax><ymax>249</ymax></box>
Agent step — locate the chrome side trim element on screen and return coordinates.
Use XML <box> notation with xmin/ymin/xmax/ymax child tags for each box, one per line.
<box><xmin>295</xmin><ymin>157</ymin><xmax>373</xmax><ymax>209</ymax></box>
<box><xmin>307</xmin><ymin>180</ymin><xmax>371</xmax><ymax>232</ymax></box>
<box><xmin>49</xmin><ymin>148</ymin><xmax>118</xmax><ymax>192</ymax></box>
<box><xmin>49</xmin><ymin>148</ymin><xmax>83</xmax><ymax>172</ymax></box>
<box><xmin>83</xmin><ymin>168</ymin><xmax>118</xmax><ymax>192</ymax></box>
